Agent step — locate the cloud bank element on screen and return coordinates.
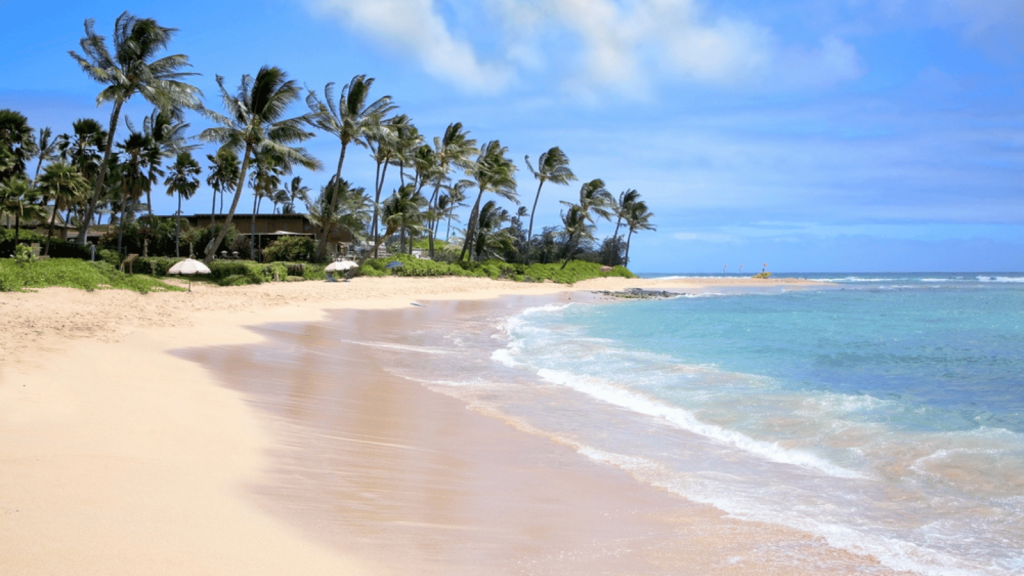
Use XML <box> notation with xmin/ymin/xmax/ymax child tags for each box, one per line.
<box><xmin>303</xmin><ymin>0</ymin><xmax>863</xmax><ymax>98</ymax></box>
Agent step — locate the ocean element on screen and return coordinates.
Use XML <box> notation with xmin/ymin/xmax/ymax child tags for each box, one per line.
<box><xmin>376</xmin><ymin>273</ymin><xmax>1024</xmax><ymax>576</ymax></box>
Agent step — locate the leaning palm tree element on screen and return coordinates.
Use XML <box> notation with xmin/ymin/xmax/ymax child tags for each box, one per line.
<box><xmin>37</xmin><ymin>163</ymin><xmax>89</xmax><ymax>255</ymax></box>
<box><xmin>69</xmin><ymin>11</ymin><xmax>202</xmax><ymax>245</ymax></box>
<box><xmin>524</xmin><ymin>147</ymin><xmax>576</xmax><ymax>248</ymax></box>
<box><xmin>427</xmin><ymin>122</ymin><xmax>477</xmax><ymax>259</ymax></box>
<box><xmin>305</xmin><ymin>75</ymin><xmax>394</xmax><ymax>260</ymax></box>
<box><xmin>205</xmin><ymin>148</ymin><xmax>240</xmax><ymax>217</ymax></box>
<box><xmin>0</xmin><ymin>177</ymin><xmax>46</xmax><ymax>243</ymax></box>
<box><xmin>199</xmin><ymin>66</ymin><xmax>321</xmax><ymax>263</ymax></box>
<box><xmin>623</xmin><ymin>200</ymin><xmax>656</xmax><ymax>268</ymax></box>
<box><xmin>460</xmin><ymin>140</ymin><xmax>517</xmax><ymax>261</ymax></box>
<box><xmin>164</xmin><ymin>151</ymin><xmax>201</xmax><ymax>256</ymax></box>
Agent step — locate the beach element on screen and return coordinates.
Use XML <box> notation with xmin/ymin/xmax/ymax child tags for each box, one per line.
<box><xmin>1</xmin><ymin>275</ymin><xmax>899</xmax><ymax>575</ymax></box>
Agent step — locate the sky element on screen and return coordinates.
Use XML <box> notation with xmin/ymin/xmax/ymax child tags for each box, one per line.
<box><xmin>2</xmin><ymin>0</ymin><xmax>1023</xmax><ymax>273</ymax></box>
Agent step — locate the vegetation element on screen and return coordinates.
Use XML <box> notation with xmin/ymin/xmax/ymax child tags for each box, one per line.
<box><xmin>0</xmin><ymin>11</ymin><xmax>666</xmax><ymax>289</ymax></box>
<box><xmin>0</xmin><ymin>257</ymin><xmax>182</xmax><ymax>293</ymax></box>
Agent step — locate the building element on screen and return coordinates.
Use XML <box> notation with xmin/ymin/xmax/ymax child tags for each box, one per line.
<box><xmin>185</xmin><ymin>214</ymin><xmax>356</xmax><ymax>258</ymax></box>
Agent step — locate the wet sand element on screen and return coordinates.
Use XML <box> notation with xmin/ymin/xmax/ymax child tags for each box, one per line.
<box><xmin>0</xmin><ymin>275</ymin><xmax>888</xmax><ymax>575</ymax></box>
<box><xmin>181</xmin><ymin>295</ymin><xmax>899</xmax><ymax>575</ymax></box>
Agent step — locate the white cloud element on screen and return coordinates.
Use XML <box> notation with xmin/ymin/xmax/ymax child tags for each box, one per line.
<box><xmin>499</xmin><ymin>0</ymin><xmax>863</xmax><ymax>97</ymax></box>
<box><xmin>673</xmin><ymin>231</ymin><xmax>739</xmax><ymax>243</ymax></box>
<box><xmin>303</xmin><ymin>0</ymin><xmax>863</xmax><ymax>98</ymax></box>
<box><xmin>304</xmin><ymin>0</ymin><xmax>513</xmax><ymax>93</ymax></box>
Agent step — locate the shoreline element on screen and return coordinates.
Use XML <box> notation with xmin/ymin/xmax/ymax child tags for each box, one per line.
<box><xmin>0</xmin><ymin>275</ymin><xmax>838</xmax><ymax>575</ymax></box>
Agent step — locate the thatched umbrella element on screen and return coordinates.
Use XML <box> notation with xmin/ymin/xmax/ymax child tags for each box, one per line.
<box><xmin>168</xmin><ymin>258</ymin><xmax>211</xmax><ymax>292</ymax></box>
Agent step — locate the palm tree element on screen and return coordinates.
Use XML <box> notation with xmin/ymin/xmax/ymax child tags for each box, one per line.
<box><xmin>565</xmin><ymin>178</ymin><xmax>615</xmax><ymax>223</ymax></box>
<box><xmin>164</xmin><ymin>151</ymin><xmax>200</xmax><ymax>256</ymax></box>
<box><xmin>278</xmin><ymin>176</ymin><xmax>309</xmax><ymax>214</ymax></box>
<box><xmin>559</xmin><ymin>204</ymin><xmax>594</xmax><ymax>269</ymax></box>
<box><xmin>473</xmin><ymin>200</ymin><xmax>515</xmax><ymax>261</ymax></box>
<box><xmin>199</xmin><ymin>66</ymin><xmax>321</xmax><ymax>263</ymax></box>
<box><xmin>367</xmin><ymin>116</ymin><xmax>400</xmax><ymax>244</ymax></box>
<box><xmin>558</xmin><ymin>179</ymin><xmax>614</xmax><ymax>269</ymax></box>
<box><xmin>31</xmin><ymin>127</ymin><xmax>60</xmax><ymax>183</ymax></box>
<box><xmin>0</xmin><ymin>109</ymin><xmax>35</xmax><ymax>185</ymax></box>
<box><xmin>524</xmin><ymin>146</ymin><xmax>576</xmax><ymax>249</ymax></box>
<box><xmin>460</xmin><ymin>140</ymin><xmax>517</xmax><ymax>261</ymax></box>
<box><xmin>205</xmin><ymin>148</ymin><xmax>240</xmax><ymax>217</ymax></box>
<box><xmin>113</xmin><ymin>132</ymin><xmax>153</xmax><ymax>253</ymax></box>
<box><xmin>0</xmin><ymin>177</ymin><xmax>46</xmax><ymax>243</ymax></box>
<box><xmin>606</xmin><ymin>189</ymin><xmax>639</xmax><ymax>265</ymax></box>
<box><xmin>381</xmin><ymin>183</ymin><xmax>427</xmax><ymax>254</ymax></box>
<box><xmin>37</xmin><ymin>163</ymin><xmax>89</xmax><ymax>255</ymax></box>
<box><xmin>247</xmin><ymin>145</ymin><xmax>288</xmax><ymax>257</ymax></box>
<box><xmin>133</xmin><ymin>108</ymin><xmax>196</xmax><ymax>225</ymax></box>
<box><xmin>69</xmin><ymin>11</ymin><xmax>202</xmax><ymax>245</ymax></box>
<box><xmin>427</xmin><ymin>122</ymin><xmax>477</xmax><ymax>259</ymax></box>
<box><xmin>306</xmin><ymin>176</ymin><xmax>370</xmax><ymax>258</ymax></box>
<box><xmin>623</xmin><ymin>200</ymin><xmax>655</xmax><ymax>268</ymax></box>
<box><xmin>305</xmin><ymin>75</ymin><xmax>394</xmax><ymax>260</ymax></box>
<box><xmin>442</xmin><ymin>179</ymin><xmax>471</xmax><ymax>245</ymax></box>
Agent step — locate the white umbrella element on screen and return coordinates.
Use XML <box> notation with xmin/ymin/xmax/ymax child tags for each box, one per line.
<box><xmin>168</xmin><ymin>258</ymin><xmax>211</xmax><ymax>292</ymax></box>
<box><xmin>325</xmin><ymin>260</ymin><xmax>358</xmax><ymax>272</ymax></box>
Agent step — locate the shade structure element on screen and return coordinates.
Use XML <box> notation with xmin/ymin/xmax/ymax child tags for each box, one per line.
<box><xmin>325</xmin><ymin>260</ymin><xmax>358</xmax><ymax>272</ymax></box>
<box><xmin>168</xmin><ymin>258</ymin><xmax>212</xmax><ymax>276</ymax></box>
<box><xmin>167</xmin><ymin>258</ymin><xmax>211</xmax><ymax>292</ymax></box>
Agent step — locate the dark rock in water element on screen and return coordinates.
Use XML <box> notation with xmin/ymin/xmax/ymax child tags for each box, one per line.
<box><xmin>593</xmin><ymin>287</ymin><xmax>682</xmax><ymax>299</ymax></box>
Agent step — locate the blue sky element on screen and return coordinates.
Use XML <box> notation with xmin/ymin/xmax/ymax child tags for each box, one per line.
<box><xmin>2</xmin><ymin>0</ymin><xmax>1023</xmax><ymax>272</ymax></box>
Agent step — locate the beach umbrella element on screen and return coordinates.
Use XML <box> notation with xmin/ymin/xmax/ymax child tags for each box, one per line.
<box><xmin>325</xmin><ymin>259</ymin><xmax>358</xmax><ymax>272</ymax></box>
<box><xmin>384</xmin><ymin>261</ymin><xmax>404</xmax><ymax>269</ymax></box>
<box><xmin>168</xmin><ymin>257</ymin><xmax>211</xmax><ymax>292</ymax></box>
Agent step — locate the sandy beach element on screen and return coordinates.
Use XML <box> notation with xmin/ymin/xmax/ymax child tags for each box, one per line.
<box><xmin>0</xmin><ymin>275</ymin><xmax>888</xmax><ymax>575</ymax></box>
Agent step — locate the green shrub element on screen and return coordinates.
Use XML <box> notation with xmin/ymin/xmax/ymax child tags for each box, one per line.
<box><xmin>262</xmin><ymin>236</ymin><xmax>314</xmax><ymax>262</ymax></box>
<box><xmin>0</xmin><ymin>258</ymin><xmax>182</xmax><ymax>293</ymax></box>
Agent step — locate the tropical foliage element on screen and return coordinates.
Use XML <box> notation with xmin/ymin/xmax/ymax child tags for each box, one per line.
<box><xmin>2</xmin><ymin>11</ymin><xmax>657</xmax><ymax>282</ymax></box>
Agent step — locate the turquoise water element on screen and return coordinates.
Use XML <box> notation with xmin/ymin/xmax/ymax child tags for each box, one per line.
<box><xmin>382</xmin><ymin>273</ymin><xmax>1024</xmax><ymax>576</ymax></box>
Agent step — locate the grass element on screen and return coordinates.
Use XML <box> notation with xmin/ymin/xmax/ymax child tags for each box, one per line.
<box><xmin>0</xmin><ymin>258</ymin><xmax>185</xmax><ymax>293</ymax></box>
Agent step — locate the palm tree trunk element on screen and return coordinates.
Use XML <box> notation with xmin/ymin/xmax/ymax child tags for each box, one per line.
<box><xmin>624</xmin><ymin>229</ymin><xmax>634</xmax><ymax>268</ymax></box>
<box><xmin>526</xmin><ymin>179</ymin><xmax>545</xmax><ymax>249</ymax></box>
<box><xmin>44</xmin><ymin>199</ymin><xmax>58</xmax><ymax>257</ymax></box>
<box><xmin>427</xmin><ymin>181</ymin><xmax>442</xmax><ymax>260</ymax></box>
<box><xmin>205</xmin><ymin>142</ymin><xmax>253</xmax><ymax>264</ymax></box>
<box><xmin>14</xmin><ymin>214</ymin><xmax>21</xmax><ymax>243</ymax></box>
<box><xmin>116</xmin><ymin>195</ymin><xmax>127</xmax><ymax>254</ymax></box>
<box><xmin>250</xmin><ymin>191</ymin><xmax>261</xmax><ymax>260</ymax></box>
<box><xmin>371</xmin><ymin>162</ymin><xmax>389</xmax><ymax>245</ymax></box>
<box><xmin>175</xmin><ymin>193</ymin><xmax>182</xmax><ymax>258</ymax></box>
<box><xmin>315</xmin><ymin>140</ymin><xmax>347</xmax><ymax>261</ymax></box>
<box><xmin>77</xmin><ymin>100</ymin><xmax>123</xmax><ymax>246</ymax></box>
<box><xmin>459</xmin><ymin>189</ymin><xmax>485</xmax><ymax>262</ymax></box>
<box><xmin>210</xmin><ymin>184</ymin><xmax>217</xmax><ymax>222</ymax></box>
